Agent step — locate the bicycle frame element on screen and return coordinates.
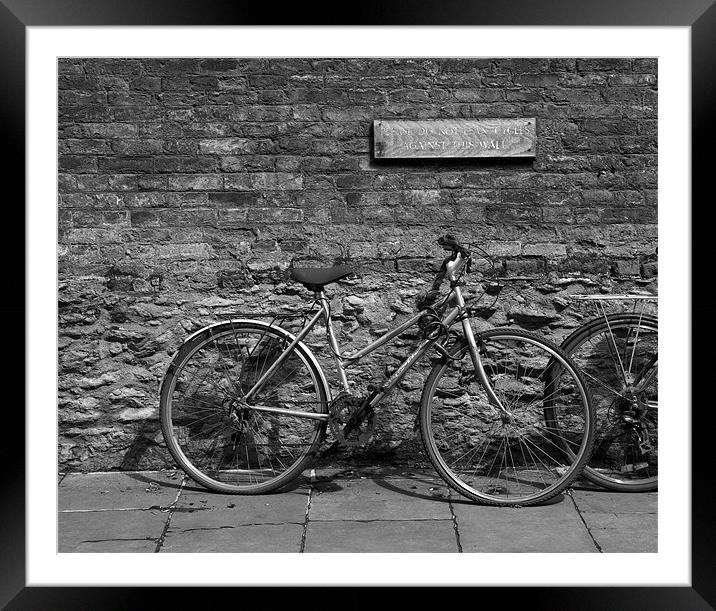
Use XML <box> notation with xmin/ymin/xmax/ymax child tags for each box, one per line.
<box><xmin>243</xmin><ymin>253</ymin><xmax>505</xmax><ymax>419</ymax></box>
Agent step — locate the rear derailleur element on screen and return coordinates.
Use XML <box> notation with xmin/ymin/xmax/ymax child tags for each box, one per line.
<box><xmin>620</xmin><ymin>400</ymin><xmax>652</xmax><ymax>454</ymax></box>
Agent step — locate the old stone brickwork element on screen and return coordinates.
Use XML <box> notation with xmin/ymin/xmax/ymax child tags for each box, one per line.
<box><xmin>58</xmin><ymin>57</ymin><xmax>658</xmax><ymax>471</ymax></box>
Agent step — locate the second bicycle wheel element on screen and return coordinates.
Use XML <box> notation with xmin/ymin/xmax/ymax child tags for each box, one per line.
<box><xmin>561</xmin><ymin>313</ymin><xmax>658</xmax><ymax>492</ymax></box>
<box><xmin>160</xmin><ymin>320</ymin><xmax>329</xmax><ymax>494</ymax></box>
<box><xmin>420</xmin><ymin>329</ymin><xmax>594</xmax><ymax>506</ymax></box>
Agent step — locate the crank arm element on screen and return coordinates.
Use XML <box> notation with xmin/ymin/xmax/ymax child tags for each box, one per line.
<box><xmin>633</xmin><ymin>426</ymin><xmax>652</xmax><ymax>453</ymax></box>
<box><xmin>319</xmin><ymin>439</ymin><xmax>342</xmax><ymax>458</ymax></box>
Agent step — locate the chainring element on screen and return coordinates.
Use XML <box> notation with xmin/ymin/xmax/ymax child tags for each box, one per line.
<box><xmin>329</xmin><ymin>392</ymin><xmax>376</xmax><ymax>447</ymax></box>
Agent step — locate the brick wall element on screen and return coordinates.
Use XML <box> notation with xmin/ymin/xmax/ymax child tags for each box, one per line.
<box><xmin>58</xmin><ymin>57</ymin><xmax>658</xmax><ymax>471</ymax></box>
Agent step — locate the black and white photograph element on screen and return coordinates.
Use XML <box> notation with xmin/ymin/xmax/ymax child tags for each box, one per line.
<box><xmin>56</xmin><ymin>55</ymin><xmax>660</xmax><ymax>554</ymax></box>
<box><xmin>9</xmin><ymin>5</ymin><xmax>706</xmax><ymax>602</ymax></box>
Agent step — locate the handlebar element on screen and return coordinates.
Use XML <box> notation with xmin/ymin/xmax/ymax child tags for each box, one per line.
<box><xmin>437</xmin><ymin>234</ymin><xmax>471</xmax><ymax>278</ymax></box>
<box><xmin>437</xmin><ymin>234</ymin><xmax>470</xmax><ymax>256</ymax></box>
<box><xmin>416</xmin><ymin>234</ymin><xmax>500</xmax><ymax>312</ymax></box>
<box><xmin>415</xmin><ymin>235</ymin><xmax>471</xmax><ymax>311</ymax></box>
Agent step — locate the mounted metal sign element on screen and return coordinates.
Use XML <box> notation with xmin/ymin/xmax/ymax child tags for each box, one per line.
<box><xmin>373</xmin><ymin>118</ymin><xmax>536</xmax><ymax>159</ymax></box>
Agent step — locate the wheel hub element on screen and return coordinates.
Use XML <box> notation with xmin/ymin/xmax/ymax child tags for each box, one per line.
<box><xmin>224</xmin><ymin>397</ymin><xmax>252</xmax><ymax>429</ymax></box>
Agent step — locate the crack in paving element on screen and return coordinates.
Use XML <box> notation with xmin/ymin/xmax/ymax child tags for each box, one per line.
<box><xmin>568</xmin><ymin>490</ymin><xmax>603</xmax><ymax>553</ymax></box>
<box><xmin>154</xmin><ymin>476</ymin><xmax>187</xmax><ymax>553</ymax></box>
<box><xmin>299</xmin><ymin>483</ymin><xmax>313</xmax><ymax>553</ymax></box>
<box><xmin>179</xmin><ymin>522</ymin><xmax>298</xmax><ymax>534</ymax></box>
<box><xmin>177</xmin><ymin>526</ymin><xmax>235</xmax><ymax>533</ymax></box>
<box><xmin>60</xmin><ymin>506</ymin><xmax>170</xmax><ymax>513</ymax></box>
<box><xmin>83</xmin><ymin>536</ymin><xmax>157</xmax><ymax>544</ymax></box>
<box><xmin>170</xmin><ymin>506</ymin><xmax>215</xmax><ymax>513</ymax></box>
<box><xmin>447</xmin><ymin>495</ymin><xmax>463</xmax><ymax>553</ymax></box>
<box><xmin>306</xmin><ymin>518</ymin><xmax>454</xmax><ymax>523</ymax></box>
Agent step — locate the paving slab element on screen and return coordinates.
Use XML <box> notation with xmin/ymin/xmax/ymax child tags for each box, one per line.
<box><xmin>59</xmin><ymin>471</ymin><xmax>183</xmax><ymax>511</ymax></box>
<box><xmin>173</xmin><ymin>485</ymin><xmax>309</xmax><ymax>527</ymax></box>
<box><xmin>160</xmin><ymin>523</ymin><xmax>304</xmax><ymax>553</ymax></box>
<box><xmin>583</xmin><ymin>513</ymin><xmax>658</xmax><ymax>553</ymax></box>
<box><xmin>310</xmin><ymin>474</ymin><xmax>452</xmax><ymax>521</ymax></box>
<box><xmin>451</xmin><ymin>494</ymin><xmax>597</xmax><ymax>553</ymax></box>
<box><xmin>571</xmin><ymin>489</ymin><xmax>657</xmax><ymax>514</ymax></box>
<box><xmin>304</xmin><ymin>519</ymin><xmax>458</xmax><ymax>553</ymax></box>
<box><xmin>56</xmin><ymin>470</ymin><xmax>659</xmax><ymax>554</ymax></box>
<box><xmin>59</xmin><ymin>509</ymin><xmax>168</xmax><ymax>552</ymax></box>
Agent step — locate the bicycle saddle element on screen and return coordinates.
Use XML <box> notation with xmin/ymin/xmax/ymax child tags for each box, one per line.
<box><xmin>290</xmin><ymin>265</ymin><xmax>354</xmax><ymax>291</ymax></box>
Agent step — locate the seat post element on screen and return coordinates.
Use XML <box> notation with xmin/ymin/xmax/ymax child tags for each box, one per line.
<box><xmin>317</xmin><ymin>289</ymin><xmax>350</xmax><ymax>393</ymax></box>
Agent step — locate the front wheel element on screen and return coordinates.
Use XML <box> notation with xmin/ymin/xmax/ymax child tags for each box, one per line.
<box><xmin>159</xmin><ymin>320</ymin><xmax>329</xmax><ymax>494</ymax></box>
<box><xmin>420</xmin><ymin>328</ymin><xmax>595</xmax><ymax>506</ymax></box>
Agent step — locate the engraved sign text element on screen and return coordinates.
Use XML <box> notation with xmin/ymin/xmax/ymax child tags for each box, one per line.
<box><xmin>373</xmin><ymin>118</ymin><xmax>536</xmax><ymax>159</ymax></box>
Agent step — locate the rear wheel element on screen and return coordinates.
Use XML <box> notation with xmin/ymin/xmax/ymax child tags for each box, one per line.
<box><xmin>159</xmin><ymin>321</ymin><xmax>329</xmax><ymax>494</ymax></box>
<box><xmin>420</xmin><ymin>328</ymin><xmax>594</xmax><ymax>506</ymax></box>
<box><xmin>560</xmin><ymin>314</ymin><xmax>658</xmax><ymax>492</ymax></box>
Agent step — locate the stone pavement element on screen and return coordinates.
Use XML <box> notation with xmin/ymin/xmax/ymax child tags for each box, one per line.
<box><xmin>58</xmin><ymin>467</ymin><xmax>657</xmax><ymax>553</ymax></box>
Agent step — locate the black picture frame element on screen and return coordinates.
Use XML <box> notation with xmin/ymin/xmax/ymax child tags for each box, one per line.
<box><xmin>7</xmin><ymin>1</ymin><xmax>708</xmax><ymax>607</ymax></box>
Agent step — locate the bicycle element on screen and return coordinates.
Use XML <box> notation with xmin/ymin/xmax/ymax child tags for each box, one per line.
<box><xmin>561</xmin><ymin>295</ymin><xmax>657</xmax><ymax>492</ymax></box>
<box><xmin>159</xmin><ymin>235</ymin><xmax>595</xmax><ymax>506</ymax></box>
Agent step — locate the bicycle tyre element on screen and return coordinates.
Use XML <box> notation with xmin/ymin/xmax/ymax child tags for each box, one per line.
<box><xmin>160</xmin><ymin>320</ymin><xmax>329</xmax><ymax>494</ymax></box>
<box><xmin>560</xmin><ymin>313</ymin><xmax>658</xmax><ymax>492</ymax></box>
<box><xmin>420</xmin><ymin>328</ymin><xmax>595</xmax><ymax>506</ymax></box>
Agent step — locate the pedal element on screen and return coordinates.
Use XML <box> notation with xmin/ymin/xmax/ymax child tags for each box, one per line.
<box><xmin>621</xmin><ymin>462</ymin><xmax>649</xmax><ymax>473</ymax></box>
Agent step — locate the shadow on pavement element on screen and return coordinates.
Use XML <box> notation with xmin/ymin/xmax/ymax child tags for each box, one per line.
<box><xmin>371</xmin><ymin>473</ymin><xmax>567</xmax><ymax>507</ymax></box>
<box><xmin>124</xmin><ymin>471</ymin><xmax>312</xmax><ymax>495</ymax></box>
<box><xmin>121</xmin><ymin>468</ymin><xmax>586</xmax><ymax>507</ymax></box>
<box><xmin>370</xmin><ymin>475</ymin><xmax>452</xmax><ymax>504</ymax></box>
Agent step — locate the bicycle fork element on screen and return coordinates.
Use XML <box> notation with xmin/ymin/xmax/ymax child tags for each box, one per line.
<box><xmin>454</xmin><ymin>289</ymin><xmax>510</xmax><ymax>421</ymax></box>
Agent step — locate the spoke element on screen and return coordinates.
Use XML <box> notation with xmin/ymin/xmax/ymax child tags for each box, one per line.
<box><xmin>257</xmin><ymin>337</ymin><xmax>276</xmax><ymax>389</ymax></box>
<box><xmin>175</xmin><ymin>395</ymin><xmax>225</xmax><ymax>411</ymax></box>
<box><xmin>247</xmin><ymin>325</ymin><xmax>272</xmax><ymax>359</ymax></box>
<box><xmin>512</xmin><ymin>418</ymin><xmax>584</xmax><ymax>455</ymax></box>
<box><xmin>512</xmin><ymin>430</ymin><xmax>564</xmax><ymax>474</ymax></box>
<box><xmin>626</xmin><ymin>321</ymin><xmax>642</xmax><ymax>375</ymax></box>
<box><xmin>244</xmin><ymin>444</ymin><xmax>256</xmax><ymax>484</ymax></box>
<box><xmin>598</xmin><ymin>303</ymin><xmax>629</xmax><ymax>385</ymax></box>
<box><xmin>581</xmin><ymin>370</ymin><xmax>629</xmax><ymax>399</ymax></box>
<box><xmin>174</xmin><ymin>409</ymin><xmax>225</xmax><ymax>427</ymax></box>
<box><xmin>504</xmin><ymin>354</ymin><xmax>540</xmax><ymax>410</ymax></box>
<box><xmin>254</xmin><ymin>365</ymin><xmax>307</xmax><ymax>403</ymax></box>
<box><xmin>514</xmin><ymin>433</ymin><xmax>549</xmax><ymax>489</ymax></box>
<box><xmin>182</xmin><ymin>354</ymin><xmax>235</xmax><ymax>403</ymax></box>
<box><xmin>505</xmin><ymin>435</ymin><xmax>519</xmax><ymax>487</ymax></box>
<box><xmin>458</xmin><ymin>434</ymin><xmax>498</xmax><ymax>472</ymax></box>
<box><xmin>634</xmin><ymin>358</ymin><xmax>658</xmax><ymax>391</ymax></box>
<box><xmin>481</xmin><ymin>433</ymin><xmax>506</xmax><ymax>480</ymax></box>
<box><xmin>251</xmin><ymin>411</ymin><xmax>295</xmax><ymax>469</ymax></box>
<box><xmin>210</xmin><ymin>336</ymin><xmax>242</xmax><ymax>397</ymax></box>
